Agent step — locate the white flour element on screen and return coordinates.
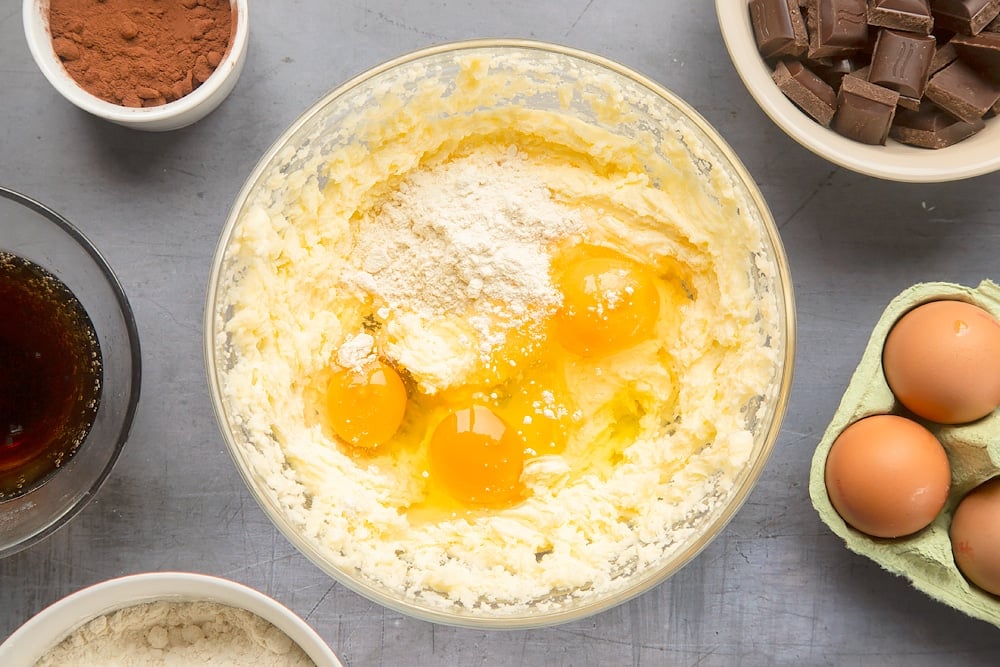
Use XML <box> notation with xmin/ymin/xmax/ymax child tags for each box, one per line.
<box><xmin>343</xmin><ymin>147</ymin><xmax>582</xmax><ymax>355</ymax></box>
<box><xmin>34</xmin><ymin>600</ymin><xmax>316</xmax><ymax>667</ymax></box>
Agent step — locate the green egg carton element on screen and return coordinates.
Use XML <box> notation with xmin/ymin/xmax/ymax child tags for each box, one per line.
<box><xmin>809</xmin><ymin>279</ymin><xmax>1000</xmax><ymax>628</ymax></box>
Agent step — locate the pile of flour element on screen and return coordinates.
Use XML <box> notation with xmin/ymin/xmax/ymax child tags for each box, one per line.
<box><xmin>35</xmin><ymin>600</ymin><xmax>316</xmax><ymax>666</ymax></box>
<box><xmin>341</xmin><ymin>148</ymin><xmax>584</xmax><ymax>391</ymax></box>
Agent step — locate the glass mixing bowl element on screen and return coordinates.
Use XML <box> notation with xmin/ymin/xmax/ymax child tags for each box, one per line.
<box><xmin>0</xmin><ymin>187</ymin><xmax>141</xmax><ymax>557</ymax></box>
<box><xmin>205</xmin><ymin>39</ymin><xmax>795</xmax><ymax>628</ymax></box>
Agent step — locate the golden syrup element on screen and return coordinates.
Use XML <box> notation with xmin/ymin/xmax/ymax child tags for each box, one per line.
<box><xmin>0</xmin><ymin>252</ymin><xmax>102</xmax><ymax>500</ymax></box>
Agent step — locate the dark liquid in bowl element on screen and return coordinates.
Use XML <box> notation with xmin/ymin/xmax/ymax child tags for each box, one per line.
<box><xmin>0</xmin><ymin>252</ymin><xmax>102</xmax><ymax>500</ymax></box>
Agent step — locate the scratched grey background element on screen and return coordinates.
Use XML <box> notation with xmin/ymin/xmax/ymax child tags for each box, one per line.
<box><xmin>3</xmin><ymin>1</ymin><xmax>1000</xmax><ymax>665</ymax></box>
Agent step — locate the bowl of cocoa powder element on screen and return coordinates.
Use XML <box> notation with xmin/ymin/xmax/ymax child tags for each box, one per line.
<box><xmin>22</xmin><ymin>0</ymin><xmax>249</xmax><ymax>131</ymax></box>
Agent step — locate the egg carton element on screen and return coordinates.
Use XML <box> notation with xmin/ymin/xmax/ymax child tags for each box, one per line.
<box><xmin>809</xmin><ymin>279</ymin><xmax>1000</xmax><ymax>628</ymax></box>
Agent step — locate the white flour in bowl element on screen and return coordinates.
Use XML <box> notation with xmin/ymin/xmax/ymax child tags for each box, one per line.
<box><xmin>35</xmin><ymin>599</ymin><xmax>315</xmax><ymax>666</ymax></box>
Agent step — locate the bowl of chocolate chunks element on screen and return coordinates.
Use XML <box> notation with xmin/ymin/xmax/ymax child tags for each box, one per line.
<box><xmin>716</xmin><ymin>0</ymin><xmax>1000</xmax><ymax>182</ymax></box>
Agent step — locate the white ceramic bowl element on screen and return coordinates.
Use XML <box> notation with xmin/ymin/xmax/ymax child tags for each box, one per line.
<box><xmin>715</xmin><ymin>0</ymin><xmax>1000</xmax><ymax>182</ymax></box>
<box><xmin>22</xmin><ymin>0</ymin><xmax>249</xmax><ymax>132</ymax></box>
<box><xmin>0</xmin><ymin>572</ymin><xmax>342</xmax><ymax>666</ymax></box>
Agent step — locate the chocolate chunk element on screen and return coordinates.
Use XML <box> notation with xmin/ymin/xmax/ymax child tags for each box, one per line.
<box><xmin>751</xmin><ymin>0</ymin><xmax>1000</xmax><ymax>149</ymax></box>
<box><xmin>930</xmin><ymin>0</ymin><xmax>1000</xmax><ymax>35</ymax></box>
<box><xmin>890</xmin><ymin>100</ymin><xmax>986</xmax><ymax>145</ymax></box>
<box><xmin>812</xmin><ymin>55</ymin><xmax>871</xmax><ymax>86</ymax></box>
<box><xmin>852</xmin><ymin>64</ymin><xmax>873</xmax><ymax>78</ymax></box>
<box><xmin>750</xmin><ymin>0</ymin><xmax>810</xmax><ymax>58</ymax></box>
<box><xmin>868</xmin><ymin>0</ymin><xmax>935</xmax><ymax>33</ymax></box>
<box><xmin>831</xmin><ymin>74</ymin><xmax>900</xmax><ymax>143</ymax></box>
<box><xmin>925</xmin><ymin>58</ymin><xmax>1000</xmax><ymax>120</ymax></box>
<box><xmin>807</xmin><ymin>0</ymin><xmax>870</xmax><ymax>58</ymax></box>
<box><xmin>951</xmin><ymin>31</ymin><xmax>1000</xmax><ymax>80</ymax></box>
<box><xmin>930</xmin><ymin>40</ymin><xmax>959</xmax><ymax>72</ymax></box>
<box><xmin>869</xmin><ymin>29</ymin><xmax>937</xmax><ymax>97</ymax></box>
<box><xmin>773</xmin><ymin>59</ymin><xmax>840</xmax><ymax>124</ymax></box>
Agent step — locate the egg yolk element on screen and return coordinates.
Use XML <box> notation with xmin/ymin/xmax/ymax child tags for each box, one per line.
<box><xmin>427</xmin><ymin>404</ymin><xmax>526</xmax><ymax>508</ymax></box>
<box><xmin>499</xmin><ymin>376</ymin><xmax>573</xmax><ymax>457</ymax></box>
<box><xmin>326</xmin><ymin>360</ymin><xmax>407</xmax><ymax>449</ymax></box>
<box><xmin>553</xmin><ymin>250</ymin><xmax>660</xmax><ymax>357</ymax></box>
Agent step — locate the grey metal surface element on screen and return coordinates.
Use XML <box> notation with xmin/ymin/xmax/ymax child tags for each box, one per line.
<box><xmin>2</xmin><ymin>1</ymin><xmax>1000</xmax><ymax>664</ymax></box>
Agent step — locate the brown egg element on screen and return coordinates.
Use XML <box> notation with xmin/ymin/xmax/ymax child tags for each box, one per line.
<box><xmin>825</xmin><ymin>414</ymin><xmax>951</xmax><ymax>538</ymax></box>
<box><xmin>951</xmin><ymin>477</ymin><xmax>1000</xmax><ymax>596</ymax></box>
<box><xmin>882</xmin><ymin>300</ymin><xmax>1000</xmax><ymax>424</ymax></box>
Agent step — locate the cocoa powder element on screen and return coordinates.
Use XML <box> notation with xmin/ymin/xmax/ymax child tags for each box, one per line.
<box><xmin>48</xmin><ymin>0</ymin><xmax>234</xmax><ymax>108</ymax></box>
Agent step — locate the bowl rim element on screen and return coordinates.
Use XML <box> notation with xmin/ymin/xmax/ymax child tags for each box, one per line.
<box><xmin>0</xmin><ymin>186</ymin><xmax>142</xmax><ymax>558</ymax></box>
<box><xmin>21</xmin><ymin>0</ymin><xmax>250</xmax><ymax>127</ymax></box>
<box><xmin>0</xmin><ymin>571</ymin><xmax>343</xmax><ymax>666</ymax></box>
<box><xmin>714</xmin><ymin>0</ymin><xmax>1000</xmax><ymax>183</ymax></box>
<box><xmin>203</xmin><ymin>37</ymin><xmax>797</xmax><ymax>629</ymax></box>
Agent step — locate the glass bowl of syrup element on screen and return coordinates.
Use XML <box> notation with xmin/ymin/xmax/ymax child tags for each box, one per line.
<box><xmin>0</xmin><ymin>187</ymin><xmax>141</xmax><ymax>558</ymax></box>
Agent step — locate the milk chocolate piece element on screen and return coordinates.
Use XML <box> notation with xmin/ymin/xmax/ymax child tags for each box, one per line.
<box><xmin>930</xmin><ymin>0</ymin><xmax>1000</xmax><ymax>35</ymax></box>
<box><xmin>930</xmin><ymin>40</ymin><xmax>959</xmax><ymax>73</ymax></box>
<box><xmin>951</xmin><ymin>31</ymin><xmax>1000</xmax><ymax>80</ymax></box>
<box><xmin>808</xmin><ymin>0</ymin><xmax>870</xmax><ymax>57</ymax></box>
<box><xmin>869</xmin><ymin>29</ymin><xmax>937</xmax><ymax>97</ymax></box>
<box><xmin>832</xmin><ymin>75</ymin><xmax>900</xmax><ymax>142</ymax></box>
<box><xmin>852</xmin><ymin>64</ymin><xmax>873</xmax><ymax>78</ymax></box>
<box><xmin>868</xmin><ymin>0</ymin><xmax>935</xmax><ymax>33</ymax></box>
<box><xmin>812</xmin><ymin>55</ymin><xmax>871</xmax><ymax>86</ymax></box>
<box><xmin>890</xmin><ymin>100</ymin><xmax>986</xmax><ymax>145</ymax></box>
<box><xmin>773</xmin><ymin>59</ymin><xmax>839</xmax><ymax>124</ymax></box>
<box><xmin>925</xmin><ymin>58</ymin><xmax>1000</xmax><ymax>120</ymax></box>
<box><xmin>750</xmin><ymin>0</ymin><xmax>810</xmax><ymax>58</ymax></box>
<box><xmin>752</xmin><ymin>0</ymin><xmax>999</xmax><ymax>149</ymax></box>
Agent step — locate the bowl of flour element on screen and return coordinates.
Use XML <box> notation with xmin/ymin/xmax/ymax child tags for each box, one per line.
<box><xmin>206</xmin><ymin>39</ymin><xmax>795</xmax><ymax>628</ymax></box>
<box><xmin>0</xmin><ymin>572</ymin><xmax>341</xmax><ymax>666</ymax></box>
